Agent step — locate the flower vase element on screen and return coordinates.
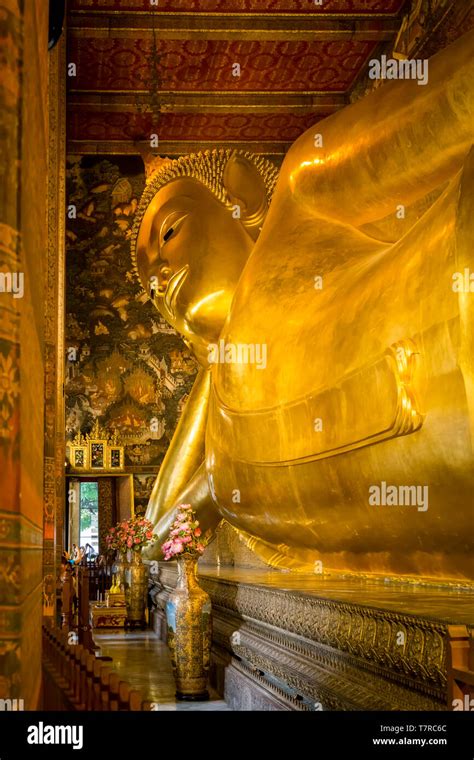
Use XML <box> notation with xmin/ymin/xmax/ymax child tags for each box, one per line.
<box><xmin>166</xmin><ymin>555</ymin><xmax>212</xmax><ymax>700</ymax></box>
<box><xmin>124</xmin><ymin>551</ymin><xmax>147</xmax><ymax>628</ymax></box>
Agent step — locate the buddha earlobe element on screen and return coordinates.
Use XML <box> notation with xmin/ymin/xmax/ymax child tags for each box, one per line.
<box><xmin>223</xmin><ymin>152</ymin><xmax>269</xmax><ymax>238</ymax></box>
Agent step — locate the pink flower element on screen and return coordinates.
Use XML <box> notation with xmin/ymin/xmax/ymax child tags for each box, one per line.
<box><xmin>127</xmin><ymin>539</ymin><xmax>133</xmax><ymax>547</ymax></box>
<box><xmin>196</xmin><ymin>543</ymin><xmax>205</xmax><ymax>553</ymax></box>
<box><xmin>162</xmin><ymin>506</ymin><xmax>200</xmax><ymax>560</ymax></box>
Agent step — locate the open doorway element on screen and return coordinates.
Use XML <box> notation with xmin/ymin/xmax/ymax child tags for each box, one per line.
<box><xmin>66</xmin><ymin>474</ymin><xmax>134</xmax><ymax>557</ymax></box>
<box><xmin>78</xmin><ymin>481</ymin><xmax>99</xmax><ymax>554</ymax></box>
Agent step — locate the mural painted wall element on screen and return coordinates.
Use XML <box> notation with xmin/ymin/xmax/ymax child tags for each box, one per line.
<box><xmin>65</xmin><ymin>156</ymin><xmax>198</xmax><ymax>509</ymax></box>
<box><xmin>133</xmin><ymin>474</ymin><xmax>157</xmax><ymax>517</ymax></box>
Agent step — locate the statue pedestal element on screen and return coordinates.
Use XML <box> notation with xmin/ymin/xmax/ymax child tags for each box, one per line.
<box><xmin>153</xmin><ymin>563</ymin><xmax>474</xmax><ymax>711</ymax></box>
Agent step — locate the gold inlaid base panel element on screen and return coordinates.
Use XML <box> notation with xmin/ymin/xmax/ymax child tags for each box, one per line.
<box><xmin>155</xmin><ymin>563</ymin><xmax>474</xmax><ymax>709</ymax></box>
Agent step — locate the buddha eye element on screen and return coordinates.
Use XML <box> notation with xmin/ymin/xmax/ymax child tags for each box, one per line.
<box><xmin>160</xmin><ymin>212</ymin><xmax>189</xmax><ymax>247</ymax></box>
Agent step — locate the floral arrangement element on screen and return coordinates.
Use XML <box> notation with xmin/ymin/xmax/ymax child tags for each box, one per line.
<box><xmin>106</xmin><ymin>516</ymin><xmax>156</xmax><ymax>553</ymax></box>
<box><xmin>162</xmin><ymin>504</ymin><xmax>207</xmax><ymax>560</ymax></box>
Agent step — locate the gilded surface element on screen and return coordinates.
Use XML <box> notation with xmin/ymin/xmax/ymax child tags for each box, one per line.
<box><xmin>135</xmin><ymin>30</ymin><xmax>474</xmax><ymax>581</ymax></box>
<box><xmin>166</xmin><ymin>556</ymin><xmax>211</xmax><ymax>699</ymax></box>
<box><xmin>156</xmin><ymin>564</ymin><xmax>456</xmax><ymax>709</ymax></box>
<box><xmin>0</xmin><ymin>0</ymin><xmax>49</xmax><ymax>706</ymax></box>
<box><xmin>124</xmin><ymin>552</ymin><xmax>148</xmax><ymax>626</ymax></box>
<box><xmin>43</xmin><ymin>32</ymin><xmax>67</xmax><ymax>615</ymax></box>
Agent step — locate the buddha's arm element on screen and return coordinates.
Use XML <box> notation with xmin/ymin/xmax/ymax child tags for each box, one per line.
<box><xmin>143</xmin><ymin>462</ymin><xmax>220</xmax><ymax>559</ymax></box>
<box><xmin>145</xmin><ymin>365</ymin><xmax>212</xmax><ymax>527</ymax></box>
<box><xmin>278</xmin><ymin>29</ymin><xmax>474</xmax><ymax>229</ymax></box>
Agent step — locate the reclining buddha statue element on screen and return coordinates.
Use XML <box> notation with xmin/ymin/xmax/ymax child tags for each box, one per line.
<box><xmin>132</xmin><ymin>30</ymin><xmax>474</xmax><ymax>580</ymax></box>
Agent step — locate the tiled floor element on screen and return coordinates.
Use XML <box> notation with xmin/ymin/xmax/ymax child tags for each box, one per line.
<box><xmin>94</xmin><ymin>630</ymin><xmax>231</xmax><ymax>711</ymax></box>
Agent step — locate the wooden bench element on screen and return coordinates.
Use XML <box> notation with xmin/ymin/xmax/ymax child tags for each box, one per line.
<box><xmin>42</xmin><ymin>624</ymin><xmax>148</xmax><ymax>711</ymax></box>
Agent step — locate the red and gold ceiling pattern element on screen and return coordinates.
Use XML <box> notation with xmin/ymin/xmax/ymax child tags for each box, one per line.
<box><xmin>70</xmin><ymin>0</ymin><xmax>404</xmax><ymax>14</ymax></box>
<box><xmin>67</xmin><ymin>0</ymin><xmax>407</xmax><ymax>155</ymax></box>
<box><xmin>68</xmin><ymin>110</ymin><xmax>321</xmax><ymax>142</ymax></box>
<box><xmin>69</xmin><ymin>38</ymin><xmax>374</xmax><ymax>92</ymax></box>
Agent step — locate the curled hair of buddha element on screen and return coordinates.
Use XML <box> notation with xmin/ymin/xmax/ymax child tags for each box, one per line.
<box><xmin>130</xmin><ymin>148</ymin><xmax>279</xmax><ymax>283</ymax></box>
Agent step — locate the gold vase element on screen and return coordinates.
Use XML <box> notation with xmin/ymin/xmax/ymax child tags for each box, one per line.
<box><xmin>124</xmin><ymin>551</ymin><xmax>147</xmax><ymax>628</ymax></box>
<box><xmin>166</xmin><ymin>555</ymin><xmax>212</xmax><ymax>700</ymax></box>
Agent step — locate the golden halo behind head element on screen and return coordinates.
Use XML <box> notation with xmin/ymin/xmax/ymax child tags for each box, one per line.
<box><xmin>130</xmin><ymin>148</ymin><xmax>279</xmax><ymax>287</ymax></box>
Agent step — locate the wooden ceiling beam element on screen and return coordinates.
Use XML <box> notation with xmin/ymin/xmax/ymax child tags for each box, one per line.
<box><xmin>67</xmin><ymin>90</ymin><xmax>346</xmax><ymax>115</ymax></box>
<box><xmin>67</xmin><ymin>139</ymin><xmax>290</xmax><ymax>157</ymax></box>
<box><xmin>68</xmin><ymin>12</ymin><xmax>401</xmax><ymax>41</ymax></box>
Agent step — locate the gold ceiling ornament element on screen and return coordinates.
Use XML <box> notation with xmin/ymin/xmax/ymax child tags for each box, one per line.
<box><xmin>130</xmin><ymin>148</ymin><xmax>279</xmax><ymax>285</ymax></box>
<box><xmin>67</xmin><ymin>420</ymin><xmax>124</xmax><ymax>472</ymax></box>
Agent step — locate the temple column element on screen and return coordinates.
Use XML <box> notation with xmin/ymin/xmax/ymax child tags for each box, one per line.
<box><xmin>0</xmin><ymin>0</ymin><xmax>50</xmax><ymax>708</ymax></box>
<box><xmin>43</xmin><ymin>29</ymin><xmax>66</xmax><ymax>619</ymax></box>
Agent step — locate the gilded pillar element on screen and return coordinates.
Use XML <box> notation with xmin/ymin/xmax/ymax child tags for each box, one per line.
<box><xmin>0</xmin><ymin>0</ymin><xmax>50</xmax><ymax>708</ymax></box>
<box><xmin>43</xmin><ymin>31</ymin><xmax>66</xmax><ymax>617</ymax></box>
<box><xmin>0</xmin><ymin>0</ymin><xmax>23</xmax><ymax>707</ymax></box>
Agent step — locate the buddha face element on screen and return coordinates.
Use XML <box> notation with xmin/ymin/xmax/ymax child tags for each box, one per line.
<box><xmin>136</xmin><ymin>177</ymin><xmax>255</xmax><ymax>361</ymax></box>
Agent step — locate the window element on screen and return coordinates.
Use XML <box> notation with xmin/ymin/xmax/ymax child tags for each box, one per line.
<box><xmin>79</xmin><ymin>481</ymin><xmax>99</xmax><ymax>555</ymax></box>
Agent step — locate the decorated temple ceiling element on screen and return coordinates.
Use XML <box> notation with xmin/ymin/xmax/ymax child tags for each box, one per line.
<box><xmin>69</xmin><ymin>1</ymin><xmax>405</xmax><ymax>14</ymax></box>
<box><xmin>68</xmin><ymin>39</ymin><xmax>375</xmax><ymax>92</ymax></box>
<box><xmin>67</xmin><ymin>0</ymin><xmax>473</xmax><ymax>156</ymax></box>
<box><xmin>67</xmin><ymin>0</ymin><xmax>407</xmax><ymax>156</ymax></box>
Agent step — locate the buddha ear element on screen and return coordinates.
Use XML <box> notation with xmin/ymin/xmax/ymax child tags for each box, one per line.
<box><xmin>223</xmin><ymin>152</ymin><xmax>268</xmax><ymax>236</ymax></box>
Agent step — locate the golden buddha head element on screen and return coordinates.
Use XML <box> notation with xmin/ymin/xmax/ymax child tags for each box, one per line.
<box><xmin>131</xmin><ymin>149</ymin><xmax>278</xmax><ymax>361</ymax></box>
